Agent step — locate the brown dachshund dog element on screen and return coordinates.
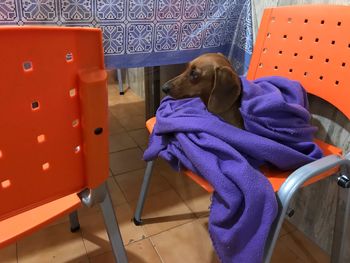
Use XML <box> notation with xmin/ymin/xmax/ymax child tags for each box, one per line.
<box><xmin>161</xmin><ymin>53</ymin><xmax>244</xmax><ymax>129</ymax></box>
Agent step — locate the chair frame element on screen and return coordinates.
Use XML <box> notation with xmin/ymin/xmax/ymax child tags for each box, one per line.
<box><xmin>78</xmin><ymin>184</ymin><xmax>128</xmax><ymax>262</ymax></box>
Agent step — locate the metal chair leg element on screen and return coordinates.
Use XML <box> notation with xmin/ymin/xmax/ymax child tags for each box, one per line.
<box><xmin>100</xmin><ymin>183</ymin><xmax>128</xmax><ymax>263</ymax></box>
<box><xmin>117</xmin><ymin>69</ymin><xmax>124</xmax><ymax>95</ymax></box>
<box><xmin>263</xmin><ymin>196</ymin><xmax>285</xmax><ymax>263</ymax></box>
<box><xmin>263</xmin><ymin>155</ymin><xmax>348</xmax><ymax>263</ymax></box>
<box><xmin>133</xmin><ymin>161</ymin><xmax>155</xmax><ymax>225</ymax></box>
<box><xmin>69</xmin><ymin>211</ymin><xmax>80</xmax><ymax>232</ymax></box>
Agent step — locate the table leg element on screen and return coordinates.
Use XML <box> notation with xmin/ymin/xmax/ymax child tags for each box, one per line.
<box><xmin>144</xmin><ymin>66</ymin><xmax>160</xmax><ymax>119</ymax></box>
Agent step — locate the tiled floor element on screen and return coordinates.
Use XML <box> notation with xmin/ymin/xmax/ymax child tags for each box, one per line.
<box><xmin>0</xmin><ymin>86</ymin><xmax>331</xmax><ymax>263</ymax></box>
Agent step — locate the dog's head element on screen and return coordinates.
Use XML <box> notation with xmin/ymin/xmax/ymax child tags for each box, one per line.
<box><xmin>162</xmin><ymin>53</ymin><xmax>242</xmax><ymax>114</ymax></box>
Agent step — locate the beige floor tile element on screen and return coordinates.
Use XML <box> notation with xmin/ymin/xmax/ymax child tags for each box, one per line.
<box><xmin>280</xmin><ymin>219</ymin><xmax>297</xmax><ymax>237</ymax></box>
<box><xmin>154</xmin><ymin>159</ymin><xmax>206</xmax><ymax>190</ymax></box>
<box><xmin>118</xmin><ymin>115</ymin><xmax>146</xmax><ymax>131</ymax></box>
<box><xmin>17</xmin><ymin>222</ymin><xmax>88</xmax><ymax>263</ymax></box>
<box><xmin>109</xmin><ymin>101</ymin><xmax>145</xmax><ymax>119</ymax></box>
<box><xmin>78</xmin><ymin>204</ymin><xmax>100</xmax><ymax>218</ymax></box>
<box><xmin>90</xmin><ymin>239</ymin><xmax>161</xmax><ymax>263</ymax></box>
<box><xmin>173</xmin><ymin>177</ymin><xmax>212</xmax><ymax>217</ymax></box>
<box><xmin>281</xmin><ymin>229</ymin><xmax>330</xmax><ymax>263</ymax></box>
<box><xmin>107</xmin><ymin>177</ymin><xmax>127</xmax><ymax>207</ymax></box>
<box><xmin>129</xmin><ymin>128</ymin><xmax>150</xmax><ymax>147</ymax></box>
<box><xmin>108</xmin><ymin>88</ymin><xmax>144</xmax><ymax>108</ymax></box>
<box><xmin>109</xmin><ymin>89</ymin><xmax>144</xmax><ymax>104</ymax></box>
<box><xmin>109</xmin><ymin>132</ymin><xmax>137</xmax><ymax>153</ymax></box>
<box><xmin>271</xmin><ymin>237</ymin><xmax>302</xmax><ymax>263</ymax></box>
<box><xmin>108</xmin><ymin>115</ymin><xmax>125</xmax><ymax>135</ymax></box>
<box><xmin>154</xmin><ymin>159</ymin><xmax>182</xmax><ymax>186</ymax></box>
<box><xmin>115</xmin><ymin>168</ymin><xmax>171</xmax><ymax>203</ymax></box>
<box><xmin>109</xmin><ymin>148</ymin><xmax>146</xmax><ymax>175</ymax></box>
<box><xmin>0</xmin><ymin>243</ymin><xmax>17</xmax><ymax>263</ymax></box>
<box><xmin>131</xmin><ymin>189</ymin><xmax>195</xmax><ymax>236</ymax></box>
<box><xmin>45</xmin><ymin>213</ymin><xmax>70</xmax><ymax>228</ymax></box>
<box><xmin>153</xmin><ymin>159</ymin><xmax>212</xmax><ymax>216</ymax></box>
<box><xmin>140</xmin><ymin>144</ymin><xmax>148</xmax><ymax>151</ymax></box>
<box><xmin>151</xmin><ymin>217</ymin><xmax>219</xmax><ymax>263</ymax></box>
<box><xmin>80</xmin><ymin>203</ymin><xmax>146</xmax><ymax>258</ymax></box>
<box><xmin>126</xmin><ymin>238</ymin><xmax>162</xmax><ymax>263</ymax></box>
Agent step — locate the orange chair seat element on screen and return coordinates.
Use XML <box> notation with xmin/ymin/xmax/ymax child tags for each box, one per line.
<box><xmin>0</xmin><ymin>193</ymin><xmax>81</xmax><ymax>248</ymax></box>
<box><xmin>146</xmin><ymin>117</ymin><xmax>342</xmax><ymax>193</ymax></box>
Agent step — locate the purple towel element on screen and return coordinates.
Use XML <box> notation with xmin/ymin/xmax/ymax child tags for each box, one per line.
<box><xmin>144</xmin><ymin>76</ymin><xmax>323</xmax><ymax>263</ymax></box>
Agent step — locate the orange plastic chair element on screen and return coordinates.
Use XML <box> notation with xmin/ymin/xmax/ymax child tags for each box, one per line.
<box><xmin>134</xmin><ymin>5</ymin><xmax>350</xmax><ymax>262</ymax></box>
<box><xmin>0</xmin><ymin>27</ymin><xmax>128</xmax><ymax>262</ymax></box>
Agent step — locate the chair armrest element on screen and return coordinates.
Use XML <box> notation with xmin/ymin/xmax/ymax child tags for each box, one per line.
<box><xmin>278</xmin><ymin>155</ymin><xmax>348</xmax><ymax>205</ymax></box>
<box><xmin>79</xmin><ymin>69</ymin><xmax>109</xmax><ymax>188</ymax></box>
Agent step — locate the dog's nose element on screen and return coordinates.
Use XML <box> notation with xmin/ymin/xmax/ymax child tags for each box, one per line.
<box><xmin>162</xmin><ymin>83</ymin><xmax>171</xmax><ymax>94</ymax></box>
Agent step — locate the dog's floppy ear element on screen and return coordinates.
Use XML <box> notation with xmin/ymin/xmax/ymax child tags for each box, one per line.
<box><xmin>208</xmin><ymin>66</ymin><xmax>241</xmax><ymax>114</ymax></box>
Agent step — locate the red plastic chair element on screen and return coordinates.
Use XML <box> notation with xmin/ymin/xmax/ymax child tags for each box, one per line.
<box><xmin>133</xmin><ymin>5</ymin><xmax>350</xmax><ymax>262</ymax></box>
<box><xmin>0</xmin><ymin>27</ymin><xmax>127</xmax><ymax>262</ymax></box>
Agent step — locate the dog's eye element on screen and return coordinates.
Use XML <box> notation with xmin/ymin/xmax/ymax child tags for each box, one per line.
<box><xmin>189</xmin><ymin>69</ymin><xmax>199</xmax><ymax>81</ymax></box>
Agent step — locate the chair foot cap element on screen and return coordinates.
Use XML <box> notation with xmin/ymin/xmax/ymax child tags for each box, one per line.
<box><xmin>119</xmin><ymin>91</ymin><xmax>125</xmax><ymax>95</ymax></box>
<box><xmin>70</xmin><ymin>225</ymin><xmax>80</xmax><ymax>232</ymax></box>
<box><xmin>133</xmin><ymin>217</ymin><xmax>143</xmax><ymax>226</ymax></box>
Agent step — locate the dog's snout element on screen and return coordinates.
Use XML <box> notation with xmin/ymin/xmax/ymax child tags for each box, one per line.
<box><xmin>162</xmin><ymin>83</ymin><xmax>171</xmax><ymax>94</ymax></box>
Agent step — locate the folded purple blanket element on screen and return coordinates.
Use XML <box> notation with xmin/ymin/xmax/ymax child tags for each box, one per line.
<box><xmin>144</xmin><ymin>76</ymin><xmax>323</xmax><ymax>263</ymax></box>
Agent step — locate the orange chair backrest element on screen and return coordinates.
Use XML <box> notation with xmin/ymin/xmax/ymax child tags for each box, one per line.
<box><xmin>0</xmin><ymin>27</ymin><xmax>109</xmax><ymax>221</ymax></box>
<box><xmin>247</xmin><ymin>5</ymin><xmax>350</xmax><ymax>120</ymax></box>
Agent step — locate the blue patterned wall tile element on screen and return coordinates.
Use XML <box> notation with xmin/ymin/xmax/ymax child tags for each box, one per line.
<box><xmin>184</xmin><ymin>0</ymin><xmax>207</xmax><ymax>20</ymax></box>
<box><xmin>180</xmin><ymin>21</ymin><xmax>203</xmax><ymax>50</ymax></box>
<box><xmin>203</xmin><ymin>20</ymin><xmax>224</xmax><ymax>48</ymax></box>
<box><xmin>100</xmin><ymin>24</ymin><xmax>125</xmax><ymax>54</ymax></box>
<box><xmin>155</xmin><ymin>22</ymin><xmax>179</xmax><ymax>51</ymax></box>
<box><xmin>0</xmin><ymin>0</ymin><xmax>18</xmax><ymax>22</ymax></box>
<box><xmin>96</xmin><ymin>0</ymin><xmax>125</xmax><ymax>21</ymax></box>
<box><xmin>21</xmin><ymin>0</ymin><xmax>57</xmax><ymax>22</ymax></box>
<box><xmin>156</xmin><ymin>0</ymin><xmax>181</xmax><ymax>20</ymax></box>
<box><xmin>128</xmin><ymin>0</ymin><xmax>155</xmax><ymax>21</ymax></box>
<box><xmin>207</xmin><ymin>0</ymin><xmax>229</xmax><ymax>19</ymax></box>
<box><xmin>61</xmin><ymin>0</ymin><xmax>93</xmax><ymax>22</ymax></box>
<box><xmin>127</xmin><ymin>23</ymin><xmax>153</xmax><ymax>53</ymax></box>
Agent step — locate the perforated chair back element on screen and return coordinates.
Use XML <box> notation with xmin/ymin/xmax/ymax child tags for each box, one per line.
<box><xmin>0</xmin><ymin>27</ymin><xmax>109</xmax><ymax>222</ymax></box>
<box><xmin>248</xmin><ymin>5</ymin><xmax>350</xmax><ymax>119</ymax></box>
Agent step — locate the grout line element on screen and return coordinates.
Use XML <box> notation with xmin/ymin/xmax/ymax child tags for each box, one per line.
<box><xmin>79</xmin><ymin>226</ymin><xmax>91</xmax><ymax>262</ymax></box>
<box><xmin>108</xmin><ymin>145</ymin><xmax>140</xmax><ymax>155</ymax></box>
<box><xmin>111</xmin><ymin>176</ymin><xmax>130</xmax><ymax>208</ymax></box>
<box><xmin>110</xmin><ymin>167</ymin><xmax>145</xmax><ymax>177</ymax></box>
<box><xmin>142</xmin><ymin>217</ymin><xmax>201</xmax><ymax>241</ymax></box>
<box><xmin>16</xmin><ymin>242</ymin><xmax>18</xmax><ymax>263</ymax></box>
<box><xmin>110</xmin><ymin>166</ymin><xmax>147</xmax><ymax>177</ymax></box>
<box><xmin>155</xmin><ymin>167</ymin><xmax>212</xmax><ymax>219</ymax></box>
<box><xmin>124</xmin><ymin>187</ymin><xmax>175</xmax><ymax>205</ymax></box>
<box><xmin>148</xmin><ymin>236</ymin><xmax>166</xmax><ymax>263</ymax></box>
